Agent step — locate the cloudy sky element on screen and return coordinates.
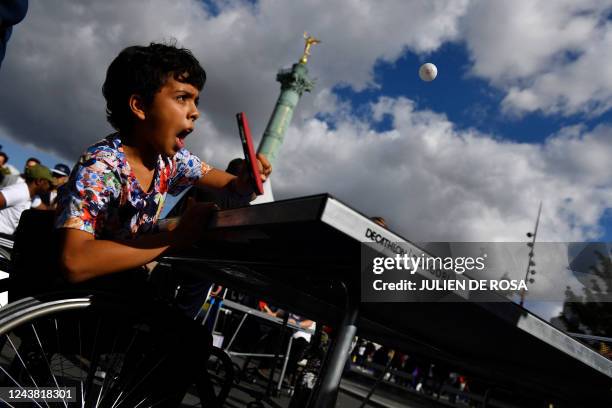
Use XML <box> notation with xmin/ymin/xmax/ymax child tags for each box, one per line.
<box><xmin>0</xmin><ymin>0</ymin><xmax>611</xmax><ymax>245</ymax></box>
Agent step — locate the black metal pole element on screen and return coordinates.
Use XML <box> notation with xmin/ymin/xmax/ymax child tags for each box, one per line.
<box><xmin>310</xmin><ymin>284</ymin><xmax>359</xmax><ymax>408</ymax></box>
<box><xmin>267</xmin><ymin>313</ymin><xmax>289</xmax><ymax>397</ymax></box>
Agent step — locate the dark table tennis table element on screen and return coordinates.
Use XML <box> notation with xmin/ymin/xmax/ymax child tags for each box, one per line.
<box><xmin>165</xmin><ymin>194</ymin><xmax>612</xmax><ymax>407</ymax></box>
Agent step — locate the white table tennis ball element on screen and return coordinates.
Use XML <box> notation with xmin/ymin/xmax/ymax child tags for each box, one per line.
<box><xmin>419</xmin><ymin>63</ymin><xmax>437</xmax><ymax>81</ymax></box>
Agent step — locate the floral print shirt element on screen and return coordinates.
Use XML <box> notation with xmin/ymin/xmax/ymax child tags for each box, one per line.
<box><xmin>55</xmin><ymin>134</ymin><xmax>212</xmax><ymax>240</ymax></box>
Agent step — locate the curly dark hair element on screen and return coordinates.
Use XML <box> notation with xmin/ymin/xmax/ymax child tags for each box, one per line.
<box><xmin>102</xmin><ymin>42</ymin><xmax>207</xmax><ymax>131</ymax></box>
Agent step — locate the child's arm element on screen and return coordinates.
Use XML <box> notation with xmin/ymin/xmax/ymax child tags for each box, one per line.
<box><xmin>59</xmin><ymin>201</ymin><xmax>216</xmax><ymax>283</ymax></box>
<box><xmin>195</xmin><ymin>153</ymin><xmax>271</xmax><ymax>197</ymax></box>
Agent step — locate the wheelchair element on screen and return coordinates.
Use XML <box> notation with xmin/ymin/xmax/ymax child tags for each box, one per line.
<box><xmin>0</xmin><ymin>232</ymin><xmax>12</xmax><ymax>263</ymax></box>
<box><xmin>0</xmin><ymin>209</ymin><xmax>235</xmax><ymax>407</ymax></box>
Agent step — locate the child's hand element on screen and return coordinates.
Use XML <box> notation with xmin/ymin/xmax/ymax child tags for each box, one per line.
<box><xmin>256</xmin><ymin>153</ymin><xmax>272</xmax><ymax>180</ymax></box>
<box><xmin>171</xmin><ymin>199</ymin><xmax>218</xmax><ymax>248</ymax></box>
<box><xmin>234</xmin><ymin>153</ymin><xmax>272</xmax><ymax>195</ymax></box>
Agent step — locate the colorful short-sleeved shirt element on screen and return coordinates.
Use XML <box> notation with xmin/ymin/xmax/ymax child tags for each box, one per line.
<box><xmin>55</xmin><ymin>134</ymin><xmax>213</xmax><ymax>240</ymax></box>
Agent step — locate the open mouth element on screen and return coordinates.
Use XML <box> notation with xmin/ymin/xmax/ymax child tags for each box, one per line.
<box><xmin>176</xmin><ymin>128</ymin><xmax>193</xmax><ymax>149</ymax></box>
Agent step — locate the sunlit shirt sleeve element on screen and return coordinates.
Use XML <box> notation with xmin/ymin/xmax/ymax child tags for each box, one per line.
<box><xmin>167</xmin><ymin>148</ymin><xmax>212</xmax><ymax>196</ymax></box>
<box><xmin>55</xmin><ymin>150</ymin><xmax>120</xmax><ymax>235</ymax></box>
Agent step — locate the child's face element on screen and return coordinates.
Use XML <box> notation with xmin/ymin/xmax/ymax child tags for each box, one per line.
<box><xmin>142</xmin><ymin>76</ymin><xmax>200</xmax><ymax>157</ymax></box>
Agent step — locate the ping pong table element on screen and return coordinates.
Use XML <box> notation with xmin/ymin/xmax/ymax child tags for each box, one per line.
<box><xmin>165</xmin><ymin>194</ymin><xmax>612</xmax><ymax>407</ymax></box>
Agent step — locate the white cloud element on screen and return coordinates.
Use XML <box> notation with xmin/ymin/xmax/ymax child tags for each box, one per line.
<box><xmin>273</xmin><ymin>97</ymin><xmax>612</xmax><ymax>241</ymax></box>
<box><xmin>0</xmin><ymin>0</ymin><xmax>470</xmax><ymax>160</ymax></box>
<box><xmin>462</xmin><ymin>0</ymin><xmax>612</xmax><ymax>116</ymax></box>
<box><xmin>0</xmin><ymin>0</ymin><xmax>609</xmax><ymax>244</ymax></box>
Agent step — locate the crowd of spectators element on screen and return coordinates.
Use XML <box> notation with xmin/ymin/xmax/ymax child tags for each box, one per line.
<box><xmin>0</xmin><ymin>146</ymin><xmax>71</xmax><ymax>235</ymax></box>
<box><xmin>194</xmin><ymin>282</ymin><xmax>478</xmax><ymax>406</ymax></box>
<box><xmin>350</xmin><ymin>338</ymin><xmax>473</xmax><ymax>404</ymax></box>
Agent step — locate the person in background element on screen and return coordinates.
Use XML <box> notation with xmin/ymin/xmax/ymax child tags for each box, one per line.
<box><xmin>31</xmin><ymin>163</ymin><xmax>71</xmax><ymax>210</ymax></box>
<box><xmin>49</xmin><ymin>163</ymin><xmax>70</xmax><ymax>208</ymax></box>
<box><xmin>0</xmin><ymin>152</ymin><xmax>18</xmax><ymax>176</ymax></box>
<box><xmin>29</xmin><ymin>162</ymin><xmax>61</xmax><ymax>210</ymax></box>
<box><xmin>371</xmin><ymin>216</ymin><xmax>387</xmax><ymax>228</ymax></box>
<box><xmin>0</xmin><ymin>151</ymin><xmax>21</xmax><ymax>188</ymax></box>
<box><xmin>0</xmin><ymin>164</ymin><xmax>54</xmax><ymax>234</ymax></box>
<box><xmin>0</xmin><ymin>152</ymin><xmax>7</xmax><ymax>187</ymax></box>
<box><xmin>51</xmin><ymin>163</ymin><xmax>70</xmax><ymax>186</ymax></box>
<box><xmin>0</xmin><ymin>152</ymin><xmax>7</xmax><ymax>175</ymax></box>
<box><xmin>260</xmin><ymin>301</ymin><xmax>280</xmax><ymax>317</ymax></box>
<box><xmin>286</xmin><ymin>314</ymin><xmax>316</xmax><ymax>385</ymax></box>
<box><xmin>23</xmin><ymin>157</ymin><xmax>40</xmax><ymax>170</ymax></box>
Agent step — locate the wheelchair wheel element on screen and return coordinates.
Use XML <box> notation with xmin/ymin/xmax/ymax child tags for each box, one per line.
<box><xmin>0</xmin><ymin>292</ymin><xmax>216</xmax><ymax>407</ymax></box>
<box><xmin>206</xmin><ymin>347</ymin><xmax>237</xmax><ymax>405</ymax></box>
<box><xmin>0</xmin><ymin>246</ymin><xmax>11</xmax><ymax>263</ymax></box>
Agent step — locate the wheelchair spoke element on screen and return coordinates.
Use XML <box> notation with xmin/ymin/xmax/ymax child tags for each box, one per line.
<box><xmin>53</xmin><ymin>318</ymin><xmax>69</xmax><ymax>408</ymax></box>
<box><xmin>132</xmin><ymin>396</ymin><xmax>148</xmax><ymax>407</ymax></box>
<box><xmin>5</xmin><ymin>334</ymin><xmax>52</xmax><ymax>408</ymax></box>
<box><xmin>0</xmin><ymin>396</ymin><xmax>16</xmax><ymax>407</ymax></box>
<box><xmin>106</xmin><ymin>328</ymin><xmax>157</xmax><ymax>407</ymax></box>
<box><xmin>0</xmin><ymin>364</ymin><xmax>44</xmax><ymax>408</ymax></box>
<box><xmin>78</xmin><ymin>320</ymin><xmax>85</xmax><ymax>408</ymax></box>
<box><xmin>32</xmin><ymin>322</ymin><xmax>68</xmax><ymax>408</ymax></box>
<box><xmin>97</xmin><ymin>323</ymin><xmax>130</xmax><ymax>406</ymax></box>
<box><xmin>112</xmin><ymin>352</ymin><xmax>170</xmax><ymax>408</ymax></box>
<box><xmin>0</xmin><ymin>294</ymin><xmax>215</xmax><ymax>407</ymax></box>
<box><xmin>83</xmin><ymin>316</ymin><xmax>101</xmax><ymax>408</ymax></box>
<box><xmin>6</xmin><ymin>335</ymin><xmax>39</xmax><ymax>389</ymax></box>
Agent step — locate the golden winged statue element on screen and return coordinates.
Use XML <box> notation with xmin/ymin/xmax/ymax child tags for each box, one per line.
<box><xmin>300</xmin><ymin>32</ymin><xmax>321</xmax><ymax>64</ymax></box>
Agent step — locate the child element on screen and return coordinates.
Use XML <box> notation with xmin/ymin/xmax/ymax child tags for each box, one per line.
<box><xmin>54</xmin><ymin>42</ymin><xmax>271</xmax><ymax>405</ymax></box>
<box><xmin>56</xmin><ymin>42</ymin><xmax>271</xmax><ymax>287</ymax></box>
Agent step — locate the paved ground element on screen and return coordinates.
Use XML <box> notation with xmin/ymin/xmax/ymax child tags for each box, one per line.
<box><xmin>180</xmin><ymin>364</ymin><xmax>466</xmax><ymax>408</ymax></box>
